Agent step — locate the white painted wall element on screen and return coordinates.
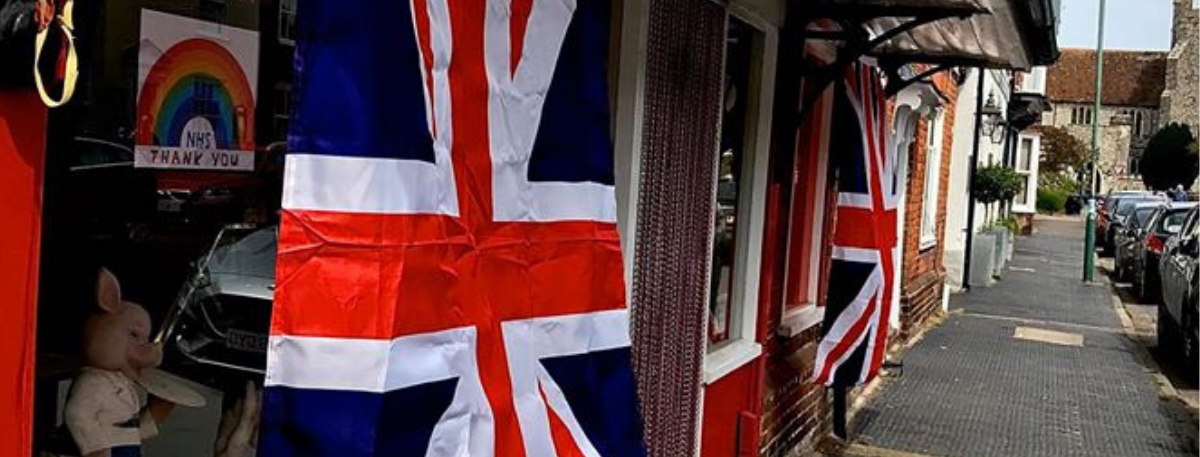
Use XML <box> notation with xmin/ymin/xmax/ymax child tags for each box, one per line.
<box><xmin>1012</xmin><ymin>67</ymin><xmax>1046</xmax><ymax>215</ymax></box>
<box><xmin>942</xmin><ymin>69</ymin><xmax>1012</xmax><ymax>290</ymax></box>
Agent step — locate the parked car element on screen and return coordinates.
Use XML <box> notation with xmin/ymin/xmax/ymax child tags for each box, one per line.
<box><xmin>1158</xmin><ymin>206</ymin><xmax>1199</xmax><ymax>379</ymax></box>
<box><xmin>158</xmin><ymin>225</ymin><xmax>277</xmax><ymax>380</ymax></box>
<box><xmin>1113</xmin><ymin>202</ymin><xmax>1168</xmax><ymax>281</ymax></box>
<box><xmin>1133</xmin><ymin>203</ymin><xmax>1197</xmax><ymax>300</ymax></box>
<box><xmin>1097</xmin><ymin>191</ymin><xmax>1147</xmax><ymax>236</ymax></box>
<box><xmin>1102</xmin><ymin>194</ymin><xmax>1167</xmax><ymax>255</ymax></box>
<box><xmin>1065</xmin><ymin>193</ymin><xmax>1084</xmax><ymax>215</ymax></box>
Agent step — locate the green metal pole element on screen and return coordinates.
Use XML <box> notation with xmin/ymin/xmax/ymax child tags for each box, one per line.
<box><xmin>1084</xmin><ymin>0</ymin><xmax>1106</xmax><ymax>282</ymax></box>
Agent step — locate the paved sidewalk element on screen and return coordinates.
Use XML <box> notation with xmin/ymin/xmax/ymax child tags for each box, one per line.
<box><xmin>829</xmin><ymin>218</ymin><xmax>1198</xmax><ymax>457</ymax></box>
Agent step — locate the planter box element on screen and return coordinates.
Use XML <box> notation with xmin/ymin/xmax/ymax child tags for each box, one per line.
<box><xmin>970</xmin><ymin>232</ymin><xmax>997</xmax><ymax>287</ymax></box>
<box><xmin>992</xmin><ymin>227</ymin><xmax>1012</xmax><ymax>277</ymax></box>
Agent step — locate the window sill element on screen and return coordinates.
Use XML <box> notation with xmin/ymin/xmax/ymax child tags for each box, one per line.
<box><xmin>777</xmin><ymin>305</ymin><xmax>824</xmax><ymax>338</ymax></box>
<box><xmin>703</xmin><ymin>339</ymin><xmax>762</xmax><ymax>385</ymax></box>
<box><xmin>919</xmin><ymin>238</ymin><xmax>937</xmax><ymax>252</ymax></box>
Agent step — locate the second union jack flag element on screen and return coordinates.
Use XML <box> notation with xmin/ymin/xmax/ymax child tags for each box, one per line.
<box><xmin>811</xmin><ymin>62</ymin><xmax>899</xmax><ymax>387</ymax></box>
<box><xmin>260</xmin><ymin>0</ymin><xmax>646</xmax><ymax>455</ymax></box>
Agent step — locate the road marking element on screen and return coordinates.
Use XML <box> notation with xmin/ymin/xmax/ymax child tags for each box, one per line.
<box><xmin>1009</xmin><ymin>266</ymin><xmax>1037</xmax><ymax>273</ymax></box>
<box><xmin>960</xmin><ymin>311</ymin><xmax>1120</xmax><ymax>334</ymax></box>
<box><xmin>842</xmin><ymin>443</ymin><xmax>948</xmax><ymax>457</ymax></box>
<box><xmin>1014</xmin><ymin>326</ymin><xmax>1085</xmax><ymax>347</ymax></box>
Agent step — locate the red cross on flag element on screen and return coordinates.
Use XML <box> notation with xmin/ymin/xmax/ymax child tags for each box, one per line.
<box><xmin>259</xmin><ymin>0</ymin><xmax>647</xmax><ymax>456</ymax></box>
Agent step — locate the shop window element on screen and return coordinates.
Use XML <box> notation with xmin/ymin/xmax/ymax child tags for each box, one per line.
<box><xmin>919</xmin><ymin>111</ymin><xmax>944</xmax><ymax>249</ymax></box>
<box><xmin>702</xmin><ymin>12</ymin><xmax>774</xmax><ymax>383</ymax></box>
<box><xmin>1017</xmin><ymin>136</ymin><xmax>1033</xmax><ymax>172</ymax></box>
<box><xmin>1014</xmin><ymin>178</ymin><xmax>1030</xmax><ymax>206</ymax></box>
<box><xmin>1014</xmin><ymin>136</ymin><xmax>1037</xmax><ymax>209</ymax></box>
<box><xmin>279</xmin><ymin>0</ymin><xmax>297</xmax><ymax>46</ymax></box>
<box><xmin>272</xmin><ymin>83</ymin><xmax>292</xmax><ymax>141</ymax></box>
<box><xmin>708</xmin><ymin>17</ymin><xmax>756</xmax><ymax>350</ymax></box>
<box><xmin>32</xmin><ymin>6</ymin><xmax>282</xmax><ymax>457</ymax></box>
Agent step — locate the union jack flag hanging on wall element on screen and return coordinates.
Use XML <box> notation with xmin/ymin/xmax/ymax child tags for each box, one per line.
<box><xmin>811</xmin><ymin>62</ymin><xmax>898</xmax><ymax>387</ymax></box>
<box><xmin>260</xmin><ymin>0</ymin><xmax>646</xmax><ymax>456</ymax></box>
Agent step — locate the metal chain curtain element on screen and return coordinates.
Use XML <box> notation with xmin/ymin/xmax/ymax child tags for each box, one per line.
<box><xmin>631</xmin><ymin>0</ymin><xmax>726</xmax><ymax>455</ymax></box>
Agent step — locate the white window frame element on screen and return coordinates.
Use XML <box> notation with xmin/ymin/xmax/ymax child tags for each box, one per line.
<box><xmin>612</xmin><ymin>0</ymin><xmax>649</xmax><ymax>293</ymax></box>
<box><xmin>919</xmin><ymin>109</ymin><xmax>944</xmax><ymax>250</ymax></box>
<box><xmin>701</xmin><ymin>6</ymin><xmax>777</xmax><ymax>385</ymax></box>
<box><xmin>1012</xmin><ymin>134</ymin><xmax>1040</xmax><ymax>213</ymax></box>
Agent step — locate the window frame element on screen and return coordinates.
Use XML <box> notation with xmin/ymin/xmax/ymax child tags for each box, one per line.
<box><xmin>1011</xmin><ymin>134</ymin><xmax>1040</xmax><ymax>213</ymax></box>
<box><xmin>701</xmin><ymin>5</ymin><xmax>777</xmax><ymax>385</ymax></box>
<box><xmin>918</xmin><ymin>109</ymin><xmax>944</xmax><ymax>250</ymax></box>
<box><xmin>278</xmin><ymin>0</ymin><xmax>297</xmax><ymax>46</ymax></box>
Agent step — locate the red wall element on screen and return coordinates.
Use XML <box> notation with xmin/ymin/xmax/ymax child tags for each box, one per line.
<box><xmin>700</xmin><ymin>362</ymin><xmax>761</xmax><ymax>457</ymax></box>
<box><xmin>0</xmin><ymin>91</ymin><xmax>47</xmax><ymax>457</ymax></box>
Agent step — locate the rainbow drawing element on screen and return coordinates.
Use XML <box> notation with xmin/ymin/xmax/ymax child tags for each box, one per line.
<box><xmin>136</xmin><ymin>38</ymin><xmax>255</xmax><ymax>151</ymax></box>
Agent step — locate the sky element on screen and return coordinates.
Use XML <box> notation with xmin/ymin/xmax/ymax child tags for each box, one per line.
<box><xmin>1055</xmin><ymin>0</ymin><xmax>1183</xmax><ymax>51</ymax></box>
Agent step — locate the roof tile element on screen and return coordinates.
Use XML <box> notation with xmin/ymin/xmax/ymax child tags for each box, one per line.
<box><xmin>1046</xmin><ymin>48</ymin><xmax>1167</xmax><ymax>107</ymax></box>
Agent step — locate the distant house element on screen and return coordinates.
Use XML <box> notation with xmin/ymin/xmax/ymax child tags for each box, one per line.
<box><xmin>1045</xmin><ymin>49</ymin><xmax>1167</xmax><ymax>191</ymax></box>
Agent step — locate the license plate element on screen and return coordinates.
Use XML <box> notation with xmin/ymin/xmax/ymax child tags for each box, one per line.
<box><xmin>225</xmin><ymin>329</ymin><xmax>268</xmax><ymax>353</ymax></box>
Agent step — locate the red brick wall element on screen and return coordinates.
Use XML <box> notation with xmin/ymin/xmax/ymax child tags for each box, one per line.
<box><xmin>757</xmin><ymin>169</ymin><xmax>830</xmax><ymax>456</ymax></box>
<box><xmin>899</xmin><ymin>74</ymin><xmax>959</xmax><ymax>335</ymax></box>
<box><xmin>760</xmin><ymin>326</ymin><xmax>826</xmax><ymax>456</ymax></box>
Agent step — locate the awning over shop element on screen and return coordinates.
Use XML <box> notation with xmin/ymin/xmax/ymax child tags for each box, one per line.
<box><xmin>866</xmin><ymin>0</ymin><xmax>1060</xmax><ymax>70</ymax></box>
<box><xmin>804</xmin><ymin>0</ymin><xmax>990</xmax><ymax>19</ymax></box>
<box><xmin>800</xmin><ymin>0</ymin><xmax>1060</xmax><ymax>72</ymax></box>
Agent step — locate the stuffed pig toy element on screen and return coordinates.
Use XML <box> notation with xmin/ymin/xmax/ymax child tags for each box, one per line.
<box><xmin>65</xmin><ymin>268</ymin><xmax>173</xmax><ymax>457</ymax></box>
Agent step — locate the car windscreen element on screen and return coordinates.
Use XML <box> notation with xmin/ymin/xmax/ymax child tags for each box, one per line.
<box><xmin>1132</xmin><ymin>207</ymin><xmax>1158</xmax><ymax>227</ymax></box>
<box><xmin>1115</xmin><ymin>198</ymin><xmax>1165</xmax><ymax>217</ymax></box>
<box><xmin>1155</xmin><ymin>209</ymin><xmax>1192</xmax><ymax>234</ymax></box>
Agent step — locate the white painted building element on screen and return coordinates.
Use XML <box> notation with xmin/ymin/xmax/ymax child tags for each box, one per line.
<box><xmin>942</xmin><ymin>67</ymin><xmax>1046</xmax><ymax>291</ymax></box>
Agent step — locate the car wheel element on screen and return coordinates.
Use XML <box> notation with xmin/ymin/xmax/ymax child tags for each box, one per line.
<box><xmin>1184</xmin><ymin>309</ymin><xmax>1199</xmax><ymax>383</ymax></box>
<box><xmin>1158</xmin><ymin>303</ymin><xmax>1177</xmax><ymax>355</ymax></box>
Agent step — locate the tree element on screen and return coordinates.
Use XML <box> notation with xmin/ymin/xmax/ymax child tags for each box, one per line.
<box><xmin>973</xmin><ymin>165</ymin><xmax>1023</xmax><ymax>205</ymax></box>
<box><xmin>1141</xmin><ymin>123</ymin><xmax>1200</xmax><ymax>191</ymax></box>
<box><xmin>973</xmin><ymin>164</ymin><xmax>1024</xmax><ymax>223</ymax></box>
<box><xmin>1040</xmin><ymin>125</ymin><xmax>1089</xmax><ymax>174</ymax></box>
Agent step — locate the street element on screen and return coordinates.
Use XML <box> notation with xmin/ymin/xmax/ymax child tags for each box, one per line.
<box><xmin>825</xmin><ymin>217</ymin><xmax>1199</xmax><ymax>457</ymax></box>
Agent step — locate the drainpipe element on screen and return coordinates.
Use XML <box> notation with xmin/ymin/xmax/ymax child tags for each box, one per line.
<box><xmin>962</xmin><ymin>68</ymin><xmax>986</xmax><ymax>290</ymax></box>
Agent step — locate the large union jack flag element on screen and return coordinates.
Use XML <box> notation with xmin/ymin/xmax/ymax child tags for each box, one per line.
<box><xmin>811</xmin><ymin>62</ymin><xmax>899</xmax><ymax>387</ymax></box>
<box><xmin>260</xmin><ymin>0</ymin><xmax>646</xmax><ymax>456</ymax></box>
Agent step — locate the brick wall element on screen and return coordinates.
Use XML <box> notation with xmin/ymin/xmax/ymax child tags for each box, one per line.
<box><xmin>760</xmin><ymin>326</ymin><xmax>827</xmax><ymax>457</ymax></box>
<box><xmin>899</xmin><ymin>74</ymin><xmax>959</xmax><ymax>335</ymax></box>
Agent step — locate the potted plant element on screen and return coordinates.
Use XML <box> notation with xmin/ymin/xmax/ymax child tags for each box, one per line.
<box><xmin>971</xmin><ymin>165</ymin><xmax>1024</xmax><ymax>283</ymax></box>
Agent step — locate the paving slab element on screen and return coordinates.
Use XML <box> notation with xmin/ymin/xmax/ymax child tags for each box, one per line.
<box><xmin>824</xmin><ymin>218</ymin><xmax>1199</xmax><ymax>457</ymax></box>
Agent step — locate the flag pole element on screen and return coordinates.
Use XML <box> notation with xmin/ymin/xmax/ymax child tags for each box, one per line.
<box><xmin>832</xmin><ymin>385</ymin><xmax>848</xmax><ymax>440</ymax></box>
<box><xmin>1083</xmin><ymin>0</ymin><xmax>1106</xmax><ymax>282</ymax></box>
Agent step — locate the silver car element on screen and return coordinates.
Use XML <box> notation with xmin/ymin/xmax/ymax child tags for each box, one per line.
<box><xmin>158</xmin><ymin>225</ymin><xmax>277</xmax><ymax>376</ymax></box>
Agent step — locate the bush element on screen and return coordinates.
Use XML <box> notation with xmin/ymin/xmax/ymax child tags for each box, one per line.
<box><xmin>996</xmin><ymin>215</ymin><xmax>1020</xmax><ymax>234</ymax></box>
<box><xmin>1036</xmin><ymin>188</ymin><xmax>1068</xmax><ymax>214</ymax></box>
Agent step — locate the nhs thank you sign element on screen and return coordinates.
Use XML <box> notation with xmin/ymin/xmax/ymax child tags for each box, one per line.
<box><xmin>135</xmin><ymin>10</ymin><xmax>258</xmax><ymax>171</ymax></box>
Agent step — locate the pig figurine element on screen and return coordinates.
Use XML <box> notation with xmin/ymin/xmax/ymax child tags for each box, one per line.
<box><xmin>65</xmin><ymin>268</ymin><xmax>173</xmax><ymax>457</ymax></box>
